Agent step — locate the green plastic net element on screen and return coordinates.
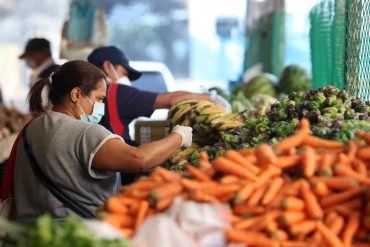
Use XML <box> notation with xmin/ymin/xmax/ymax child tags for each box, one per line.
<box><xmin>310</xmin><ymin>0</ymin><xmax>370</xmax><ymax>100</ymax></box>
<box><xmin>345</xmin><ymin>0</ymin><xmax>370</xmax><ymax>101</ymax></box>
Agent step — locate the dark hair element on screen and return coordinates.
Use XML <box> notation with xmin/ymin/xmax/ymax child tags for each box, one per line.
<box><xmin>28</xmin><ymin>60</ymin><xmax>105</xmax><ymax>113</ymax></box>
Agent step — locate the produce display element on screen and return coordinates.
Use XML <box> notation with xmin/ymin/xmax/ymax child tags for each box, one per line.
<box><xmin>222</xmin><ymin>86</ymin><xmax>370</xmax><ymax>148</ymax></box>
<box><xmin>168</xmin><ymin>99</ymin><xmax>244</xmax><ymax>145</ymax></box>
<box><xmin>0</xmin><ymin>215</ymin><xmax>133</xmax><ymax>247</ymax></box>
<box><xmin>100</xmin><ymin>119</ymin><xmax>370</xmax><ymax>246</ymax></box>
<box><xmin>277</xmin><ymin>65</ymin><xmax>312</xmax><ymax>95</ymax></box>
<box><xmin>0</xmin><ymin>103</ymin><xmax>30</xmax><ymax>141</ymax></box>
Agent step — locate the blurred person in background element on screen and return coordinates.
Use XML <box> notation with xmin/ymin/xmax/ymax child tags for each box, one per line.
<box><xmin>88</xmin><ymin>46</ymin><xmax>231</xmax><ymax>146</ymax></box>
<box><xmin>19</xmin><ymin>38</ymin><xmax>59</xmax><ymax>86</ymax></box>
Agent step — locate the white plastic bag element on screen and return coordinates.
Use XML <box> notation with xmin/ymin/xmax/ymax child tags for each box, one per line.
<box><xmin>133</xmin><ymin>198</ymin><xmax>230</xmax><ymax>247</ymax></box>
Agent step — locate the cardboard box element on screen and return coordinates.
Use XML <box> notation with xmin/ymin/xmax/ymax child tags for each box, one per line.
<box><xmin>135</xmin><ymin>120</ymin><xmax>171</xmax><ymax>144</ymax></box>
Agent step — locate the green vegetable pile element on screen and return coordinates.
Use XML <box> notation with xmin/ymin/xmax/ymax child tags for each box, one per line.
<box><xmin>0</xmin><ymin>215</ymin><xmax>133</xmax><ymax>247</ymax></box>
<box><xmin>222</xmin><ymin>86</ymin><xmax>370</xmax><ymax>148</ymax></box>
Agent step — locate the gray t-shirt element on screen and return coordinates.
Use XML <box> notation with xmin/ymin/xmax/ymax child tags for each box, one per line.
<box><xmin>15</xmin><ymin>111</ymin><xmax>122</xmax><ymax>219</ymax></box>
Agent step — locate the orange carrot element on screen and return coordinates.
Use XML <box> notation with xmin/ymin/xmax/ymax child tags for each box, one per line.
<box><xmin>154</xmin><ymin>167</ymin><xmax>181</xmax><ymax>182</ymax></box>
<box><xmin>233</xmin><ymin>183</ymin><xmax>254</xmax><ymax>204</ymax></box>
<box><xmin>275</xmin><ymin>119</ymin><xmax>310</xmax><ymax>153</ymax></box>
<box><xmin>190</xmin><ymin>190</ymin><xmax>218</xmax><ymax>203</ymax></box>
<box><xmin>186</xmin><ymin>164</ymin><xmax>212</xmax><ymax>182</ymax></box>
<box><xmin>235</xmin><ymin>216</ymin><xmax>262</xmax><ymax>230</ymax></box>
<box><xmin>253</xmin><ymin>166</ymin><xmax>282</xmax><ymax>188</ymax></box>
<box><xmin>244</xmin><ymin>154</ymin><xmax>257</xmax><ymax>164</ymax></box>
<box><xmin>303</xmin><ymin>136</ymin><xmax>343</xmax><ymax>149</ymax></box>
<box><xmin>325</xmin><ymin>211</ymin><xmax>339</xmax><ymax>227</ymax></box>
<box><xmin>352</xmin><ymin>159</ymin><xmax>368</xmax><ymax>177</ymax></box>
<box><xmin>129</xmin><ymin>180</ymin><xmax>159</xmax><ymax>191</ymax></box>
<box><xmin>218</xmin><ymin>192</ymin><xmax>237</xmax><ymax>203</ymax></box>
<box><xmin>106</xmin><ymin>197</ymin><xmax>128</xmax><ymax>214</ymax></box>
<box><xmin>316</xmin><ymin>221</ymin><xmax>345</xmax><ymax>247</ymax></box>
<box><xmin>324</xmin><ymin>199</ymin><xmax>362</xmax><ymax>214</ymax></box>
<box><xmin>319</xmin><ymin>152</ymin><xmax>336</xmax><ymax>177</ymax></box>
<box><xmin>213</xmin><ymin>157</ymin><xmax>257</xmax><ymax>181</ymax></box>
<box><xmin>149</xmin><ymin>182</ymin><xmax>183</xmax><ymax>202</ymax></box>
<box><xmin>134</xmin><ymin>200</ymin><xmax>149</xmax><ymax>229</ymax></box>
<box><xmin>225</xmin><ymin>229</ymin><xmax>279</xmax><ymax>247</ymax></box>
<box><xmin>276</xmin><ymin>154</ymin><xmax>300</xmax><ymax>169</ymax></box>
<box><xmin>311</xmin><ymin>181</ymin><xmax>331</xmax><ymax>197</ymax></box>
<box><xmin>328</xmin><ymin>215</ymin><xmax>344</xmax><ymax>236</ymax></box>
<box><xmin>347</xmin><ymin>141</ymin><xmax>358</xmax><ymax>161</ymax></box>
<box><xmin>283</xmin><ymin>181</ymin><xmax>302</xmax><ymax>197</ymax></box>
<box><xmin>180</xmin><ymin>178</ymin><xmax>215</xmax><ymax>190</ymax></box>
<box><xmin>280</xmin><ymin>241</ymin><xmax>308</xmax><ymax>247</ymax></box>
<box><xmin>156</xmin><ymin>196</ymin><xmax>174</xmax><ymax>211</ymax></box>
<box><xmin>247</xmin><ymin>185</ymin><xmax>267</xmax><ymax>206</ymax></box>
<box><xmin>312</xmin><ymin>177</ymin><xmax>359</xmax><ymax>190</ymax></box>
<box><xmin>281</xmin><ymin>197</ymin><xmax>305</xmax><ymax>211</ymax></box>
<box><xmin>239</xmin><ymin>148</ymin><xmax>255</xmax><ymax>156</ymax></box>
<box><xmin>356</xmin><ymin>130</ymin><xmax>370</xmax><ymax>144</ymax></box>
<box><xmin>354</xmin><ymin>228</ymin><xmax>367</xmax><ymax>242</ymax></box>
<box><xmin>229</xmin><ymin>213</ymin><xmax>242</xmax><ymax>225</ymax></box>
<box><xmin>232</xmin><ymin>205</ymin><xmax>265</xmax><ymax>216</ymax></box>
<box><xmin>225</xmin><ymin>150</ymin><xmax>260</xmax><ymax>174</ymax></box>
<box><xmin>125</xmin><ymin>189</ymin><xmax>148</xmax><ymax>200</ymax></box>
<box><xmin>302</xmin><ymin>146</ymin><xmax>317</xmax><ymax>177</ymax></box>
<box><xmin>270</xmin><ymin>230</ymin><xmax>288</xmax><ymax>241</ymax></box>
<box><xmin>199</xmin><ymin>151</ymin><xmax>209</xmax><ymax>161</ymax></box>
<box><xmin>119</xmin><ymin>227</ymin><xmax>134</xmax><ymax>237</ymax></box>
<box><xmin>342</xmin><ymin>212</ymin><xmax>360</xmax><ymax>247</ymax></box>
<box><xmin>256</xmin><ymin>144</ymin><xmax>277</xmax><ymax>166</ymax></box>
<box><xmin>262</xmin><ymin>177</ymin><xmax>284</xmax><ymax>205</ymax></box>
<box><xmin>334</xmin><ymin>165</ymin><xmax>370</xmax><ymax>185</ymax></box>
<box><xmin>357</xmin><ymin>146</ymin><xmax>370</xmax><ymax>160</ymax></box>
<box><xmin>289</xmin><ymin>220</ymin><xmax>317</xmax><ymax>236</ymax></box>
<box><xmin>303</xmin><ymin>135</ymin><xmax>344</xmax><ymax>149</ymax></box>
<box><xmin>220</xmin><ymin>175</ymin><xmax>240</xmax><ymax>184</ymax></box>
<box><xmin>200</xmin><ymin>184</ymin><xmax>241</xmax><ymax>197</ymax></box>
<box><xmin>301</xmin><ymin>181</ymin><xmax>323</xmax><ymax>219</ymax></box>
<box><xmin>103</xmin><ymin>214</ymin><xmax>135</xmax><ymax>228</ymax></box>
<box><xmin>279</xmin><ymin>211</ymin><xmax>306</xmax><ymax>226</ymax></box>
<box><xmin>320</xmin><ymin>186</ymin><xmax>367</xmax><ymax>208</ymax></box>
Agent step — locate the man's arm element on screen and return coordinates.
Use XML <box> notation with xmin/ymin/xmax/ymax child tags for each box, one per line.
<box><xmin>153</xmin><ymin>91</ymin><xmax>211</xmax><ymax>109</ymax></box>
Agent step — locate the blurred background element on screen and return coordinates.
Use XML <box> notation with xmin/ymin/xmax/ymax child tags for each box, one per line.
<box><xmin>0</xmin><ymin>0</ymin><xmax>322</xmax><ymax>112</ymax></box>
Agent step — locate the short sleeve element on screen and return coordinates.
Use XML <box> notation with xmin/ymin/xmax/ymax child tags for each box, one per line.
<box><xmin>78</xmin><ymin>124</ymin><xmax>124</xmax><ymax>179</ymax></box>
<box><xmin>116</xmin><ymin>84</ymin><xmax>158</xmax><ymax>119</ymax></box>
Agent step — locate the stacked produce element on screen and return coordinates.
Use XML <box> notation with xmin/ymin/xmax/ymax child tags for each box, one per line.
<box><xmin>0</xmin><ymin>215</ymin><xmax>133</xmax><ymax>247</ymax></box>
<box><xmin>0</xmin><ymin>103</ymin><xmax>31</xmax><ymax>140</ymax></box>
<box><xmin>165</xmin><ymin>99</ymin><xmax>244</xmax><ymax>170</ymax></box>
<box><xmin>278</xmin><ymin>65</ymin><xmax>312</xmax><ymax>95</ymax></box>
<box><xmin>100</xmin><ymin>119</ymin><xmax>370</xmax><ymax>246</ymax></box>
<box><xmin>168</xmin><ymin>99</ymin><xmax>244</xmax><ymax>143</ymax></box>
<box><xmin>222</xmin><ymin>86</ymin><xmax>370</xmax><ymax>148</ymax></box>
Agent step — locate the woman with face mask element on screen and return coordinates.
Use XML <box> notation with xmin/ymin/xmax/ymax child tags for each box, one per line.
<box><xmin>9</xmin><ymin>60</ymin><xmax>192</xmax><ymax>219</ymax></box>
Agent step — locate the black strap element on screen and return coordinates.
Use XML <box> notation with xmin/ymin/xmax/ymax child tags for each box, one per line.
<box><xmin>22</xmin><ymin>125</ymin><xmax>95</xmax><ymax>219</ymax></box>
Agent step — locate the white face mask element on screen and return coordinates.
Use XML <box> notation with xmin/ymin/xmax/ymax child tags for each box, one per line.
<box><xmin>109</xmin><ymin>63</ymin><xmax>131</xmax><ymax>86</ymax></box>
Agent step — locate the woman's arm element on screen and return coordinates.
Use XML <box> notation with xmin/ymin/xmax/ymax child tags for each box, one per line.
<box><xmin>92</xmin><ymin>132</ymin><xmax>184</xmax><ymax>173</ymax></box>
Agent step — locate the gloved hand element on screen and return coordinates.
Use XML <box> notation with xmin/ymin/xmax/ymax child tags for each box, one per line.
<box><xmin>171</xmin><ymin>125</ymin><xmax>193</xmax><ymax>148</ymax></box>
<box><xmin>209</xmin><ymin>90</ymin><xmax>232</xmax><ymax>113</ymax></box>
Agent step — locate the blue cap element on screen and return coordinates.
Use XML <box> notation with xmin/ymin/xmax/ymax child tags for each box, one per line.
<box><xmin>87</xmin><ymin>46</ymin><xmax>142</xmax><ymax>81</ymax></box>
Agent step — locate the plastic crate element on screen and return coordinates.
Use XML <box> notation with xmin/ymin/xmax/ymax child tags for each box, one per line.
<box><xmin>134</xmin><ymin>120</ymin><xmax>171</xmax><ymax>144</ymax></box>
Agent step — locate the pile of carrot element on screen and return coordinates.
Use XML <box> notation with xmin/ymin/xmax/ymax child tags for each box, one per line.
<box><xmin>100</xmin><ymin>119</ymin><xmax>370</xmax><ymax>247</ymax></box>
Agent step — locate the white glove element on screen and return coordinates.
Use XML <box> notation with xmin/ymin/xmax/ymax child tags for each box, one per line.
<box><xmin>209</xmin><ymin>90</ymin><xmax>232</xmax><ymax>113</ymax></box>
<box><xmin>171</xmin><ymin>125</ymin><xmax>193</xmax><ymax>148</ymax></box>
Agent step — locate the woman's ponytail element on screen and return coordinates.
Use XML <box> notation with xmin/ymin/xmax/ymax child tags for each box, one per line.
<box><xmin>27</xmin><ymin>78</ymin><xmax>49</xmax><ymax>113</ymax></box>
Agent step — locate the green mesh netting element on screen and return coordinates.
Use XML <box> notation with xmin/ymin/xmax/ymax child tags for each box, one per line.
<box><xmin>310</xmin><ymin>0</ymin><xmax>370</xmax><ymax>100</ymax></box>
<box><xmin>345</xmin><ymin>0</ymin><xmax>370</xmax><ymax>101</ymax></box>
<box><xmin>309</xmin><ymin>0</ymin><xmax>336</xmax><ymax>89</ymax></box>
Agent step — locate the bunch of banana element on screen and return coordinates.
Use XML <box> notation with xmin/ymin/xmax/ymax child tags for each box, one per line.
<box><xmin>168</xmin><ymin>99</ymin><xmax>244</xmax><ymax>143</ymax></box>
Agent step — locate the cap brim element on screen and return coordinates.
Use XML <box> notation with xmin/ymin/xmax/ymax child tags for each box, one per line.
<box><xmin>126</xmin><ymin>65</ymin><xmax>142</xmax><ymax>81</ymax></box>
<box><xmin>18</xmin><ymin>52</ymin><xmax>27</xmax><ymax>59</ymax></box>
